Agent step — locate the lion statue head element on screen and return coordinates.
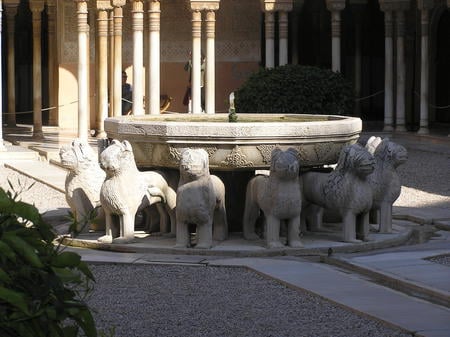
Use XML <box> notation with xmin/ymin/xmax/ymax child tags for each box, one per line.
<box><xmin>100</xmin><ymin>140</ymin><xmax>137</xmax><ymax>176</ymax></box>
<box><xmin>179</xmin><ymin>148</ymin><xmax>210</xmax><ymax>182</ymax></box>
<box><xmin>59</xmin><ymin>138</ymin><xmax>99</xmax><ymax>174</ymax></box>
<box><xmin>366</xmin><ymin>137</ymin><xmax>408</xmax><ymax>168</ymax></box>
<box><xmin>270</xmin><ymin>148</ymin><xmax>300</xmax><ymax>180</ymax></box>
<box><xmin>335</xmin><ymin>143</ymin><xmax>375</xmax><ymax>178</ymax></box>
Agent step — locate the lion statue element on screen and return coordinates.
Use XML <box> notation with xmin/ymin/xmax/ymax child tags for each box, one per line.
<box><xmin>301</xmin><ymin>144</ymin><xmax>375</xmax><ymax>243</ymax></box>
<box><xmin>243</xmin><ymin>148</ymin><xmax>303</xmax><ymax>249</ymax></box>
<box><xmin>366</xmin><ymin>136</ymin><xmax>408</xmax><ymax>233</ymax></box>
<box><xmin>59</xmin><ymin>138</ymin><xmax>106</xmax><ymax>232</ymax></box>
<box><xmin>175</xmin><ymin>148</ymin><xmax>227</xmax><ymax>249</ymax></box>
<box><xmin>98</xmin><ymin>140</ymin><xmax>176</xmax><ymax>244</ymax></box>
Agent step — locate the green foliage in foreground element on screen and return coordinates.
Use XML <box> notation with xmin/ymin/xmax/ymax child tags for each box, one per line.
<box><xmin>235</xmin><ymin>64</ymin><xmax>354</xmax><ymax>115</ymax></box>
<box><xmin>0</xmin><ymin>187</ymin><xmax>97</xmax><ymax>337</ymax></box>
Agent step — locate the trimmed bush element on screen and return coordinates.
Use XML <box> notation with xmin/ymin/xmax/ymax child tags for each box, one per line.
<box><xmin>0</xmin><ymin>187</ymin><xmax>97</xmax><ymax>337</ymax></box>
<box><xmin>235</xmin><ymin>64</ymin><xmax>354</xmax><ymax>115</ymax></box>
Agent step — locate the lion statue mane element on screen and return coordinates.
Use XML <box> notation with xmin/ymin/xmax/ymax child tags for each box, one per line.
<box><xmin>243</xmin><ymin>148</ymin><xmax>303</xmax><ymax>248</ymax></box>
<box><xmin>302</xmin><ymin>143</ymin><xmax>375</xmax><ymax>243</ymax></box>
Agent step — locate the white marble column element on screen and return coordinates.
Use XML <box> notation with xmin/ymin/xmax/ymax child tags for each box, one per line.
<box><xmin>0</xmin><ymin>0</ymin><xmax>5</xmax><ymax>150</ymax></box>
<box><xmin>395</xmin><ymin>6</ymin><xmax>408</xmax><ymax>131</ymax></box>
<box><xmin>326</xmin><ymin>0</ymin><xmax>346</xmax><ymax>73</ymax></box>
<box><xmin>417</xmin><ymin>0</ymin><xmax>433</xmax><ymax>134</ymax></box>
<box><xmin>147</xmin><ymin>0</ymin><xmax>161</xmax><ymax>115</ymax></box>
<box><xmin>380</xmin><ymin>1</ymin><xmax>394</xmax><ymax>131</ymax></box>
<box><xmin>352</xmin><ymin>2</ymin><xmax>365</xmax><ymax>117</ymax></box>
<box><xmin>108</xmin><ymin>9</ymin><xmax>114</xmax><ymax>117</ymax></box>
<box><xmin>132</xmin><ymin>0</ymin><xmax>144</xmax><ymax>116</ymax></box>
<box><xmin>111</xmin><ymin>0</ymin><xmax>125</xmax><ymax>117</ymax></box>
<box><xmin>205</xmin><ymin>10</ymin><xmax>216</xmax><ymax>114</ymax></box>
<box><xmin>47</xmin><ymin>0</ymin><xmax>58</xmax><ymax>126</ymax></box>
<box><xmin>278</xmin><ymin>10</ymin><xmax>288</xmax><ymax>66</ymax></box>
<box><xmin>264</xmin><ymin>11</ymin><xmax>275</xmax><ymax>68</ymax></box>
<box><xmin>4</xmin><ymin>1</ymin><xmax>19</xmax><ymax>127</ymax></box>
<box><xmin>191</xmin><ymin>9</ymin><xmax>202</xmax><ymax>114</ymax></box>
<box><xmin>96</xmin><ymin>1</ymin><xmax>111</xmax><ymax>138</ymax></box>
<box><xmin>30</xmin><ymin>1</ymin><xmax>45</xmax><ymax>139</ymax></box>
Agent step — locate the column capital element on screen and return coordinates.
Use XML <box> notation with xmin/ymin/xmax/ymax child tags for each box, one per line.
<box><xmin>326</xmin><ymin>0</ymin><xmax>346</xmax><ymax>12</ymax></box>
<box><xmin>261</xmin><ymin>0</ymin><xmax>293</xmax><ymax>12</ymax></box>
<box><xmin>110</xmin><ymin>0</ymin><xmax>126</xmax><ymax>7</ymax></box>
<box><xmin>97</xmin><ymin>0</ymin><xmax>112</xmax><ymax>10</ymax></box>
<box><xmin>417</xmin><ymin>0</ymin><xmax>434</xmax><ymax>10</ymax></box>
<box><xmin>29</xmin><ymin>0</ymin><xmax>45</xmax><ymax>12</ymax></box>
<box><xmin>4</xmin><ymin>0</ymin><xmax>20</xmax><ymax>8</ymax></box>
<box><xmin>379</xmin><ymin>0</ymin><xmax>410</xmax><ymax>12</ymax></box>
<box><xmin>190</xmin><ymin>0</ymin><xmax>220</xmax><ymax>12</ymax></box>
<box><xmin>448</xmin><ymin>0</ymin><xmax>450</xmax><ymax>9</ymax></box>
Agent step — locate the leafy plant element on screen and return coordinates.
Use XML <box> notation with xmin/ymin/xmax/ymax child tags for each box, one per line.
<box><xmin>0</xmin><ymin>187</ymin><xmax>97</xmax><ymax>337</ymax></box>
<box><xmin>235</xmin><ymin>64</ymin><xmax>354</xmax><ymax>115</ymax></box>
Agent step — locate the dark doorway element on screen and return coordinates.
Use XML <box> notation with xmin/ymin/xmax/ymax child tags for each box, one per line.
<box><xmin>435</xmin><ymin>10</ymin><xmax>450</xmax><ymax>123</ymax></box>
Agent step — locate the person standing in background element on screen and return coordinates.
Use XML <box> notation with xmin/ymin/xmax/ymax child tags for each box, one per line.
<box><xmin>183</xmin><ymin>52</ymin><xmax>205</xmax><ymax>113</ymax></box>
<box><xmin>122</xmin><ymin>70</ymin><xmax>132</xmax><ymax>115</ymax></box>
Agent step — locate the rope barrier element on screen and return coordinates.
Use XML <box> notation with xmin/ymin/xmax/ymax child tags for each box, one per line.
<box><xmin>354</xmin><ymin>90</ymin><xmax>384</xmax><ymax>102</ymax></box>
<box><xmin>414</xmin><ymin>91</ymin><xmax>450</xmax><ymax>109</ymax></box>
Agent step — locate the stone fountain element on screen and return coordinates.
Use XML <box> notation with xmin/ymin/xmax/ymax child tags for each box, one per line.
<box><xmin>104</xmin><ymin>113</ymin><xmax>362</xmax><ymax>231</ymax></box>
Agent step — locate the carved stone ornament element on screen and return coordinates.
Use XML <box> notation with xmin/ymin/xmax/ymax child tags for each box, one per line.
<box><xmin>190</xmin><ymin>0</ymin><xmax>220</xmax><ymax>11</ymax></box>
<box><xmin>110</xmin><ymin>0</ymin><xmax>126</xmax><ymax>7</ymax></box>
<box><xmin>97</xmin><ymin>0</ymin><xmax>112</xmax><ymax>10</ymax></box>
<box><xmin>379</xmin><ymin>0</ymin><xmax>412</xmax><ymax>12</ymax></box>
<box><xmin>326</xmin><ymin>0</ymin><xmax>346</xmax><ymax>12</ymax></box>
<box><xmin>257</xmin><ymin>144</ymin><xmax>277</xmax><ymax>164</ymax></box>
<box><xmin>221</xmin><ymin>146</ymin><xmax>254</xmax><ymax>168</ymax></box>
<box><xmin>261</xmin><ymin>0</ymin><xmax>294</xmax><ymax>12</ymax></box>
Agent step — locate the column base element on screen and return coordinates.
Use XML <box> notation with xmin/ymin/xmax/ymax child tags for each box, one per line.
<box><xmin>383</xmin><ymin>125</ymin><xmax>394</xmax><ymax>132</ymax></box>
<box><xmin>32</xmin><ymin>131</ymin><xmax>44</xmax><ymax>140</ymax></box>
<box><xmin>417</xmin><ymin>127</ymin><xmax>429</xmax><ymax>135</ymax></box>
<box><xmin>395</xmin><ymin>125</ymin><xmax>407</xmax><ymax>132</ymax></box>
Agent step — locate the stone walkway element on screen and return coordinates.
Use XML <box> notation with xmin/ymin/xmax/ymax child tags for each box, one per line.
<box><xmin>1</xmin><ymin>125</ymin><xmax>449</xmax><ymax>337</ymax></box>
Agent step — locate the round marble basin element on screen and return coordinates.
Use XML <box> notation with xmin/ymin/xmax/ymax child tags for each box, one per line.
<box><xmin>104</xmin><ymin>113</ymin><xmax>362</xmax><ymax>170</ymax></box>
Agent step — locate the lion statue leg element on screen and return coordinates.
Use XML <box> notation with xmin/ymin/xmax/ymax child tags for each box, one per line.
<box><xmin>287</xmin><ymin>215</ymin><xmax>303</xmax><ymax>248</ymax></box>
<box><xmin>342</xmin><ymin>212</ymin><xmax>361</xmax><ymax>243</ymax></box>
<box><xmin>196</xmin><ymin>220</ymin><xmax>213</xmax><ymax>249</ymax></box>
<box><xmin>113</xmin><ymin>211</ymin><xmax>135</xmax><ymax>244</ymax></box>
<box><xmin>356</xmin><ymin>212</ymin><xmax>370</xmax><ymax>241</ymax></box>
<box><xmin>379</xmin><ymin>201</ymin><xmax>393</xmax><ymax>233</ymax></box>
<box><xmin>243</xmin><ymin>177</ymin><xmax>263</xmax><ymax>241</ymax></box>
<box><xmin>98</xmin><ymin>211</ymin><xmax>114</xmax><ymax>243</ymax></box>
<box><xmin>265</xmin><ymin>214</ymin><xmax>284</xmax><ymax>248</ymax></box>
<box><xmin>175</xmin><ymin>220</ymin><xmax>190</xmax><ymax>248</ymax></box>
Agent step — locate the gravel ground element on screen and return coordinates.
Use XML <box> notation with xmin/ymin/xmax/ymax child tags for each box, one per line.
<box><xmin>87</xmin><ymin>264</ymin><xmax>412</xmax><ymax>337</ymax></box>
<box><xmin>0</xmin><ymin>144</ymin><xmax>448</xmax><ymax>337</ymax></box>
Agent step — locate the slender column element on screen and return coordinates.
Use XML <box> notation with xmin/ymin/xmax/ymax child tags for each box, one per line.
<box><xmin>326</xmin><ymin>0</ymin><xmax>345</xmax><ymax>73</ymax></box>
<box><xmin>418</xmin><ymin>3</ymin><xmax>431</xmax><ymax>134</ymax></box>
<box><xmin>47</xmin><ymin>0</ymin><xmax>58</xmax><ymax>126</ymax></box>
<box><xmin>30</xmin><ymin>1</ymin><xmax>45</xmax><ymax>139</ymax></box>
<box><xmin>111</xmin><ymin>0</ymin><xmax>125</xmax><ymax>117</ymax></box>
<box><xmin>205</xmin><ymin>10</ymin><xmax>216</xmax><ymax>114</ymax></box>
<box><xmin>278</xmin><ymin>11</ymin><xmax>288</xmax><ymax>66</ymax></box>
<box><xmin>4</xmin><ymin>1</ymin><xmax>19</xmax><ymax>127</ymax></box>
<box><xmin>191</xmin><ymin>10</ymin><xmax>202</xmax><ymax>114</ymax></box>
<box><xmin>108</xmin><ymin>9</ymin><xmax>114</xmax><ymax>116</ymax></box>
<box><xmin>380</xmin><ymin>3</ymin><xmax>394</xmax><ymax>131</ymax></box>
<box><xmin>353</xmin><ymin>4</ymin><xmax>364</xmax><ymax>117</ymax></box>
<box><xmin>132</xmin><ymin>0</ymin><xmax>144</xmax><ymax>115</ymax></box>
<box><xmin>96</xmin><ymin>1</ymin><xmax>112</xmax><ymax>138</ymax></box>
<box><xmin>148</xmin><ymin>0</ymin><xmax>160</xmax><ymax>115</ymax></box>
<box><xmin>0</xmin><ymin>0</ymin><xmax>5</xmax><ymax>150</ymax></box>
<box><xmin>264</xmin><ymin>11</ymin><xmax>275</xmax><ymax>68</ymax></box>
<box><xmin>395</xmin><ymin>9</ymin><xmax>407</xmax><ymax>131</ymax></box>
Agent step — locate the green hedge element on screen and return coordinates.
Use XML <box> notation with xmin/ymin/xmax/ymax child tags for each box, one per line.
<box><xmin>235</xmin><ymin>65</ymin><xmax>354</xmax><ymax>115</ymax></box>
